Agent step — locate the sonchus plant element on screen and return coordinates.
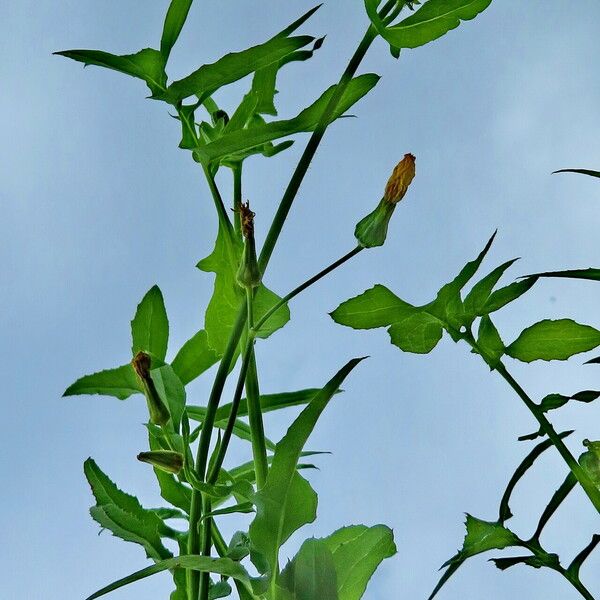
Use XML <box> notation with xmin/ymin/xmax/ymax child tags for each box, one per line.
<box><xmin>56</xmin><ymin>2</ymin><xmax>494</xmax><ymax>600</ymax></box>
<box><xmin>332</xmin><ymin>167</ymin><xmax>600</xmax><ymax>599</ymax></box>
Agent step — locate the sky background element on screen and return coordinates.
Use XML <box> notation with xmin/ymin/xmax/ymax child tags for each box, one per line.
<box><xmin>3</xmin><ymin>1</ymin><xmax>600</xmax><ymax>598</ymax></box>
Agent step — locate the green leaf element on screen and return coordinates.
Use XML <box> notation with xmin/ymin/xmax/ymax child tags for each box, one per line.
<box><xmin>481</xmin><ymin>277</ymin><xmax>537</xmax><ymax>314</ymax></box>
<box><xmin>429</xmin><ymin>515</ymin><xmax>519</xmax><ymax>600</ymax></box>
<box><xmin>84</xmin><ymin>459</ymin><xmax>171</xmax><ymax>562</ymax></box>
<box><xmin>532</xmin><ymin>472</ymin><xmax>577</xmax><ymax>541</ymax></box>
<box><xmin>198</xmin><ymin>222</ymin><xmax>289</xmax><ymax>355</ymax></box>
<box><xmin>166</xmin><ymin>35</ymin><xmax>315</xmax><ymax>103</ymax></box>
<box><xmin>202</xmin><ymin>502</ymin><xmax>255</xmax><ymax>520</ymax></box>
<box><xmin>464</xmin><ymin>259</ymin><xmax>518</xmax><ymax>317</ymax></box>
<box><xmin>54</xmin><ymin>48</ymin><xmax>166</xmax><ymax>96</ymax></box>
<box><xmin>364</xmin><ymin>0</ymin><xmax>493</xmax><ymax>50</ymax></box>
<box><xmin>252</xmin><ymin>6</ymin><xmax>324</xmax><ymax>116</ymax></box>
<box><xmin>156</xmin><ymin>471</ymin><xmax>192</xmax><ymax>514</ymax></box>
<box><xmin>250</xmin><ymin>358</ymin><xmax>366</xmax><ymax>577</ymax></box>
<box><xmin>539</xmin><ymin>390</ymin><xmax>600</xmax><ymax>413</ymax></box>
<box><xmin>330</xmin><ymin>284</ymin><xmax>417</xmax><ymax>329</ymax></box>
<box><xmin>506</xmin><ymin>319</ymin><xmax>600</xmax><ymax>362</ymax></box>
<box><xmin>524</xmin><ymin>268</ymin><xmax>600</xmax><ymax>282</ymax></box>
<box><xmin>85</xmin><ymin>555</ymin><xmax>251</xmax><ymax>600</ymax></box>
<box><xmin>214</xmin><ymin>388</ymin><xmax>327</xmax><ymax>422</ymax></box>
<box><xmin>476</xmin><ymin>315</ymin><xmax>504</xmax><ymax>368</ymax></box>
<box><xmin>568</xmin><ymin>534</ymin><xmax>600</xmax><ymax>578</ymax></box>
<box><xmin>187</xmin><ymin>406</ymin><xmax>277</xmax><ymax>451</ymax></box>
<box><xmin>498</xmin><ymin>431</ymin><xmax>573</xmax><ymax>523</ymax></box>
<box><xmin>388</xmin><ymin>311</ymin><xmax>444</xmax><ymax>354</ymax></box>
<box><xmin>161</xmin><ymin>0</ymin><xmax>194</xmax><ymax>60</ymax></box>
<box><xmin>280</xmin><ymin>538</ymin><xmax>338</xmax><ymax>600</ymax></box>
<box><xmin>171</xmin><ymin>329</ymin><xmax>220</xmax><ymax>385</ymax></box>
<box><xmin>554</xmin><ymin>168</ymin><xmax>600</xmax><ymax>179</ymax></box>
<box><xmin>63</xmin><ymin>364</ymin><xmax>141</xmax><ymax>400</ymax></box>
<box><xmin>490</xmin><ymin>554</ymin><xmax>558</xmax><ymax>571</ymax></box>
<box><xmin>131</xmin><ymin>285</ymin><xmax>169</xmax><ymax>360</ymax></box>
<box><xmin>194</xmin><ymin>74</ymin><xmax>380</xmax><ymax>165</ymax></box>
<box><xmin>322</xmin><ymin>525</ymin><xmax>396</xmax><ymax>600</ymax></box>
<box><xmin>150</xmin><ymin>364</ymin><xmax>186</xmax><ymax>432</ymax></box>
<box><xmin>209</xmin><ymin>580</ymin><xmax>233</xmax><ymax>600</ymax></box>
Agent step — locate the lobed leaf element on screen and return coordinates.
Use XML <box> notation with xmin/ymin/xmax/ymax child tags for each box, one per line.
<box><xmin>532</xmin><ymin>473</ymin><xmax>577</xmax><ymax>541</ymax></box>
<box><xmin>481</xmin><ymin>276</ymin><xmax>537</xmax><ymax>314</ymax></box>
<box><xmin>194</xmin><ymin>74</ymin><xmax>380</xmax><ymax>165</ymax></box>
<box><xmin>463</xmin><ymin>258</ymin><xmax>518</xmax><ymax>317</ymax></box>
<box><xmin>387</xmin><ymin>311</ymin><xmax>444</xmax><ymax>354</ymax></box>
<box><xmin>166</xmin><ymin>35</ymin><xmax>315</xmax><ymax>103</ymax></box>
<box><xmin>506</xmin><ymin>319</ymin><xmax>600</xmax><ymax>362</ymax></box>
<box><xmin>498</xmin><ymin>431</ymin><xmax>572</xmax><ymax>523</ymax></box>
<box><xmin>539</xmin><ymin>390</ymin><xmax>600</xmax><ymax>413</ymax></box>
<box><xmin>131</xmin><ymin>285</ymin><xmax>169</xmax><ymax>360</ymax></box>
<box><xmin>429</xmin><ymin>515</ymin><xmax>519</xmax><ymax>600</ymax></box>
<box><xmin>476</xmin><ymin>315</ymin><xmax>504</xmax><ymax>368</ymax></box>
<box><xmin>198</xmin><ymin>222</ymin><xmax>290</xmax><ymax>354</ymax></box>
<box><xmin>171</xmin><ymin>329</ymin><xmax>220</xmax><ymax>385</ymax></box>
<box><xmin>524</xmin><ymin>268</ymin><xmax>600</xmax><ymax>282</ymax></box>
<box><xmin>280</xmin><ymin>538</ymin><xmax>339</xmax><ymax>600</ymax></box>
<box><xmin>249</xmin><ymin>358</ymin><xmax>365</xmax><ymax>578</ymax></box>
<box><xmin>84</xmin><ymin>459</ymin><xmax>171</xmax><ymax>562</ymax></box>
<box><xmin>54</xmin><ymin>48</ymin><xmax>166</xmax><ymax>96</ymax></box>
<box><xmin>322</xmin><ymin>525</ymin><xmax>396</xmax><ymax>600</ymax></box>
<box><xmin>160</xmin><ymin>0</ymin><xmax>194</xmax><ymax>60</ymax></box>
<box><xmin>554</xmin><ymin>168</ymin><xmax>600</xmax><ymax>179</ymax></box>
<box><xmin>330</xmin><ymin>284</ymin><xmax>417</xmax><ymax>330</ymax></box>
<box><xmin>63</xmin><ymin>364</ymin><xmax>141</xmax><ymax>400</ymax></box>
<box><xmin>85</xmin><ymin>555</ymin><xmax>251</xmax><ymax>600</ymax></box>
<box><xmin>364</xmin><ymin>0</ymin><xmax>493</xmax><ymax>50</ymax></box>
<box><xmin>150</xmin><ymin>364</ymin><xmax>186</xmax><ymax>433</ymax></box>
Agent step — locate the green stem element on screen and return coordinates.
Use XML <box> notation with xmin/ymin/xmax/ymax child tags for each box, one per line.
<box><xmin>233</xmin><ymin>163</ymin><xmax>243</xmax><ymax>237</ymax></box>
<box><xmin>187</xmin><ymin>5</ymin><xmax>396</xmax><ymax>596</ymax></box>
<box><xmin>464</xmin><ymin>332</ymin><xmax>600</xmax><ymax>514</ymax></box>
<box><xmin>198</xmin><ymin>495</ymin><xmax>212</xmax><ymax>600</ymax></box>
<box><xmin>523</xmin><ymin>539</ymin><xmax>596</xmax><ymax>600</ymax></box>
<box><xmin>258</xmin><ymin>0</ymin><xmax>396</xmax><ymax>273</ymax></box>
<box><xmin>245</xmin><ymin>287</ymin><xmax>269</xmax><ymax>489</ymax></box>
<box><xmin>207</xmin><ymin>340</ymin><xmax>254</xmax><ymax>484</ymax></box>
<box><xmin>203</xmin><ymin>164</ymin><xmax>233</xmax><ymax>233</ymax></box>
<box><xmin>254</xmin><ymin>245</ymin><xmax>363</xmax><ymax>333</ymax></box>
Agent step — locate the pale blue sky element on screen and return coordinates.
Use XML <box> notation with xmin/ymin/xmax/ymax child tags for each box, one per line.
<box><xmin>3</xmin><ymin>1</ymin><xmax>600</xmax><ymax>599</ymax></box>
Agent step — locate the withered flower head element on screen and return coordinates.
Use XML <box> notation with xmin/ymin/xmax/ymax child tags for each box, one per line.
<box><xmin>384</xmin><ymin>153</ymin><xmax>416</xmax><ymax>204</ymax></box>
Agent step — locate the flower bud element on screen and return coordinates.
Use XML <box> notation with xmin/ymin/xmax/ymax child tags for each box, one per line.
<box><xmin>580</xmin><ymin>439</ymin><xmax>600</xmax><ymax>488</ymax></box>
<box><xmin>131</xmin><ymin>351</ymin><xmax>170</xmax><ymax>426</ymax></box>
<box><xmin>236</xmin><ymin>201</ymin><xmax>262</xmax><ymax>289</ymax></box>
<box><xmin>355</xmin><ymin>153</ymin><xmax>415</xmax><ymax>248</ymax></box>
<box><xmin>137</xmin><ymin>450</ymin><xmax>184</xmax><ymax>474</ymax></box>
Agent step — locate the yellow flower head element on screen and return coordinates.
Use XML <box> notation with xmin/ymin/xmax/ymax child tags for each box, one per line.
<box><xmin>384</xmin><ymin>153</ymin><xmax>416</xmax><ymax>203</ymax></box>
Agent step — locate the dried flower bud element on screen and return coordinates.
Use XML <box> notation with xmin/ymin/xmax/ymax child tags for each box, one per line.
<box><xmin>580</xmin><ymin>439</ymin><xmax>600</xmax><ymax>487</ymax></box>
<box><xmin>236</xmin><ymin>201</ymin><xmax>261</xmax><ymax>288</ymax></box>
<box><xmin>383</xmin><ymin>153</ymin><xmax>416</xmax><ymax>204</ymax></box>
<box><xmin>355</xmin><ymin>154</ymin><xmax>416</xmax><ymax>248</ymax></box>
<box><xmin>137</xmin><ymin>450</ymin><xmax>184</xmax><ymax>474</ymax></box>
<box><xmin>131</xmin><ymin>351</ymin><xmax>170</xmax><ymax>426</ymax></box>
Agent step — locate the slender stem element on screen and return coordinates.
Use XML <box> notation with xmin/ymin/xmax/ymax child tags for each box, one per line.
<box><xmin>464</xmin><ymin>332</ymin><xmax>600</xmax><ymax>514</ymax></box>
<box><xmin>198</xmin><ymin>495</ymin><xmax>212</xmax><ymax>600</ymax></box>
<box><xmin>255</xmin><ymin>245</ymin><xmax>363</xmax><ymax>333</ymax></box>
<box><xmin>232</xmin><ymin>163</ymin><xmax>243</xmax><ymax>237</ymax></box>
<box><xmin>187</xmin><ymin>5</ymin><xmax>395</xmax><ymax>596</ymax></box>
<box><xmin>203</xmin><ymin>164</ymin><xmax>234</xmax><ymax>233</ymax></box>
<box><xmin>207</xmin><ymin>340</ymin><xmax>254</xmax><ymax>484</ymax></box>
<box><xmin>187</xmin><ymin>309</ymin><xmax>246</xmax><ymax>600</ymax></box>
<box><xmin>565</xmin><ymin>575</ymin><xmax>597</xmax><ymax>600</ymax></box>
<box><xmin>245</xmin><ymin>287</ymin><xmax>269</xmax><ymax>488</ymax></box>
<box><xmin>258</xmin><ymin>0</ymin><xmax>397</xmax><ymax>273</ymax></box>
